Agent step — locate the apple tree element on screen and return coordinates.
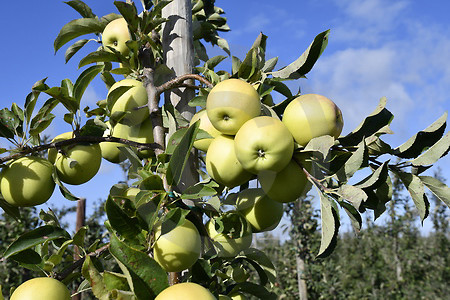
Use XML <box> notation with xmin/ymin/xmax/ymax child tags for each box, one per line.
<box><xmin>0</xmin><ymin>0</ymin><xmax>449</xmax><ymax>299</ymax></box>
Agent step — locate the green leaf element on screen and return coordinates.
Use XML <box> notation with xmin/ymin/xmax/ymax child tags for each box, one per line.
<box><xmin>0</xmin><ymin>197</ymin><xmax>20</xmax><ymax>221</ymax></box>
<box><xmin>188</xmin><ymin>95</ymin><xmax>207</xmax><ymax>107</ymax></box>
<box><xmin>0</xmin><ymin>108</ymin><xmax>18</xmax><ymax>138</ymax></box>
<box><xmin>316</xmin><ymin>188</ymin><xmax>340</xmax><ymax>258</ymax></box>
<box><xmin>118</xmin><ymin>147</ymin><xmax>143</xmax><ymax>174</ymax></box>
<box><xmin>44</xmin><ymin>86</ymin><xmax>78</xmax><ymax>113</ymax></box>
<box><xmin>228</xmin><ymin>282</ymin><xmax>277</xmax><ymax>300</ymax></box>
<box><xmin>303</xmin><ymin>135</ymin><xmax>335</xmax><ymax>160</ymax></box>
<box><xmin>3</xmin><ymin>225</ymin><xmax>71</xmax><ymax>259</ymax></box>
<box><xmin>181</xmin><ymin>181</ymin><xmax>218</xmax><ymax>199</ymax></box>
<box><xmin>216</xmin><ymin>37</ymin><xmax>230</xmax><ymax>55</ymax></box>
<box><xmin>269</xmin><ymin>29</ymin><xmax>329</xmax><ymax>79</ymax></box>
<box><xmin>82</xmin><ymin>256</ymin><xmax>110</xmax><ymax>300</ymax></box>
<box><xmin>166</xmin><ymin>122</ymin><xmax>200</xmax><ymax>186</ymax></box>
<box><xmin>398</xmin><ymin>172</ymin><xmax>429</xmax><ymax>222</ymax></box>
<box><xmin>337</xmin><ymin>185</ymin><xmax>368</xmax><ymax>210</ymax></box>
<box><xmin>355</xmin><ymin>161</ymin><xmax>389</xmax><ymax>191</ymax></box>
<box><xmin>339</xmin><ymin>97</ymin><xmax>394</xmax><ymax>146</ymax></box>
<box><xmin>54</xmin><ymin>18</ymin><xmax>104</xmax><ymax>53</ymax></box>
<box><xmin>24</xmin><ymin>78</ymin><xmax>47</xmax><ymax>125</ymax></box>
<box><xmin>411</xmin><ymin>132</ymin><xmax>450</xmax><ymax>166</ymax></box>
<box><xmin>114</xmin><ymin>1</ymin><xmax>139</xmax><ymax>32</ymax></box>
<box><xmin>109</xmin><ymin>231</ymin><xmax>169</xmax><ymax>298</ymax></box>
<box><xmin>73</xmin><ymin>65</ymin><xmax>104</xmax><ymax>104</ymax></box>
<box><xmin>160</xmin><ymin>208</ymin><xmax>190</xmax><ymax>235</ymax></box>
<box><xmin>205</xmin><ymin>55</ymin><xmax>227</xmax><ymax>70</ymax></box>
<box><xmin>232</xmin><ymin>56</ymin><xmax>242</xmax><ymax>75</ymax></box>
<box><xmin>419</xmin><ymin>175</ymin><xmax>450</xmax><ymax>208</ymax></box>
<box><xmin>340</xmin><ymin>201</ymin><xmax>362</xmax><ymax>232</ymax></box>
<box><xmin>103</xmin><ymin>271</ymin><xmax>130</xmax><ymax>291</ymax></box>
<box><xmin>11</xmin><ymin>248</ymin><xmax>42</xmax><ymax>264</ymax></box>
<box><xmin>262</xmin><ymin>56</ymin><xmax>278</xmax><ymax>72</ymax></box>
<box><xmin>334</xmin><ymin>140</ymin><xmax>368</xmax><ymax>182</ymax></box>
<box><xmin>65</xmin><ymin>39</ymin><xmax>90</xmax><ymax>63</ymax></box>
<box><xmin>52</xmin><ymin>168</ymin><xmax>81</xmax><ymax>201</ymax></box>
<box><xmin>29</xmin><ymin>113</ymin><xmax>55</xmax><ymax>136</ymax></box>
<box><xmin>241</xmin><ymin>248</ymin><xmax>277</xmax><ymax>287</ymax></box>
<box><xmin>394</xmin><ymin>112</ymin><xmax>447</xmax><ymax>159</ymax></box>
<box><xmin>64</xmin><ymin>0</ymin><xmax>96</xmax><ymax>18</ymax></box>
<box><xmin>79</xmin><ymin>50</ymin><xmax>121</xmax><ymax>68</ymax></box>
<box><xmin>105</xmin><ymin>197</ymin><xmax>141</xmax><ymax>240</ymax></box>
<box><xmin>136</xmin><ymin>193</ymin><xmax>164</xmax><ymax>231</ymax></box>
<box><xmin>73</xmin><ymin>226</ymin><xmax>87</xmax><ymax>247</ymax></box>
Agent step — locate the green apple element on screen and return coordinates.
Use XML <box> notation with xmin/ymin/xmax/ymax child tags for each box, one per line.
<box><xmin>100</xmin><ymin>117</ymin><xmax>154</xmax><ymax>163</ymax></box>
<box><xmin>236</xmin><ymin>188</ymin><xmax>283</xmax><ymax>232</ymax></box>
<box><xmin>234</xmin><ymin>116</ymin><xmax>294</xmax><ymax>174</ymax></box>
<box><xmin>258</xmin><ymin>159</ymin><xmax>312</xmax><ymax>203</ymax></box>
<box><xmin>206</xmin><ymin>217</ymin><xmax>253</xmax><ymax>257</ymax></box>
<box><xmin>206</xmin><ymin>135</ymin><xmax>253</xmax><ymax>188</ymax></box>
<box><xmin>102</xmin><ymin>18</ymin><xmax>131</xmax><ymax>56</ymax></box>
<box><xmin>190</xmin><ymin>109</ymin><xmax>221</xmax><ymax>152</ymax></box>
<box><xmin>48</xmin><ymin>132</ymin><xmax>102</xmax><ymax>185</ymax></box>
<box><xmin>10</xmin><ymin>277</ymin><xmax>70</xmax><ymax>300</ymax></box>
<box><xmin>108</xmin><ymin>79</ymin><xmax>149</xmax><ymax>126</ymax></box>
<box><xmin>0</xmin><ymin>156</ymin><xmax>55</xmax><ymax>207</ymax></box>
<box><xmin>282</xmin><ymin>94</ymin><xmax>344</xmax><ymax>146</ymax></box>
<box><xmin>206</xmin><ymin>79</ymin><xmax>261</xmax><ymax>135</ymax></box>
<box><xmin>155</xmin><ymin>282</ymin><xmax>216</xmax><ymax>300</ymax></box>
<box><xmin>153</xmin><ymin>219</ymin><xmax>201</xmax><ymax>272</ymax></box>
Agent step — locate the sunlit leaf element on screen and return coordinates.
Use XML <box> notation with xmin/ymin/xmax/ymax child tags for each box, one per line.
<box><xmin>64</xmin><ymin>0</ymin><xmax>96</xmax><ymax>18</ymax></box>
<box><xmin>419</xmin><ymin>175</ymin><xmax>450</xmax><ymax>208</ymax></box>
<box><xmin>54</xmin><ymin>18</ymin><xmax>104</xmax><ymax>53</ymax></box>
<box><xmin>316</xmin><ymin>188</ymin><xmax>339</xmax><ymax>258</ymax></box>
<box><xmin>398</xmin><ymin>172</ymin><xmax>429</xmax><ymax>222</ymax></box>
<box><xmin>65</xmin><ymin>39</ymin><xmax>90</xmax><ymax>63</ymax></box>
<box><xmin>411</xmin><ymin>132</ymin><xmax>450</xmax><ymax>166</ymax></box>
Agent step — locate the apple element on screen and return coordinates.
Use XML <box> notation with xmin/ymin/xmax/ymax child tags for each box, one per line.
<box><xmin>48</xmin><ymin>132</ymin><xmax>102</xmax><ymax>185</ymax></box>
<box><xmin>236</xmin><ymin>188</ymin><xmax>284</xmax><ymax>232</ymax></box>
<box><xmin>229</xmin><ymin>292</ymin><xmax>247</xmax><ymax>300</ymax></box>
<box><xmin>108</xmin><ymin>79</ymin><xmax>149</xmax><ymax>126</ymax></box>
<box><xmin>0</xmin><ymin>156</ymin><xmax>55</xmax><ymax>207</ymax></box>
<box><xmin>234</xmin><ymin>116</ymin><xmax>294</xmax><ymax>174</ymax></box>
<box><xmin>206</xmin><ymin>217</ymin><xmax>253</xmax><ymax>257</ymax></box>
<box><xmin>155</xmin><ymin>282</ymin><xmax>216</xmax><ymax>300</ymax></box>
<box><xmin>282</xmin><ymin>94</ymin><xmax>344</xmax><ymax>146</ymax></box>
<box><xmin>258</xmin><ymin>159</ymin><xmax>312</xmax><ymax>203</ymax></box>
<box><xmin>153</xmin><ymin>219</ymin><xmax>201</xmax><ymax>272</ymax></box>
<box><xmin>10</xmin><ymin>277</ymin><xmax>71</xmax><ymax>300</ymax></box>
<box><xmin>102</xmin><ymin>18</ymin><xmax>131</xmax><ymax>56</ymax></box>
<box><xmin>206</xmin><ymin>135</ymin><xmax>253</xmax><ymax>188</ymax></box>
<box><xmin>190</xmin><ymin>109</ymin><xmax>221</xmax><ymax>152</ymax></box>
<box><xmin>100</xmin><ymin>117</ymin><xmax>154</xmax><ymax>163</ymax></box>
<box><xmin>206</xmin><ymin>79</ymin><xmax>261</xmax><ymax>135</ymax></box>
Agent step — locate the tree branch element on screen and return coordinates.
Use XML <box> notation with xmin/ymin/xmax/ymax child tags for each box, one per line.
<box><xmin>0</xmin><ymin>136</ymin><xmax>162</xmax><ymax>164</ymax></box>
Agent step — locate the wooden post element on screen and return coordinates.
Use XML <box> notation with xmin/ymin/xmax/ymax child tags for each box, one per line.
<box><xmin>72</xmin><ymin>198</ymin><xmax>86</xmax><ymax>300</ymax></box>
<box><xmin>162</xmin><ymin>0</ymin><xmax>197</xmax><ymax>193</ymax></box>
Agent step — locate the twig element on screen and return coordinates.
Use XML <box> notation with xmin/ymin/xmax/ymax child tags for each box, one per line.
<box><xmin>0</xmin><ymin>136</ymin><xmax>162</xmax><ymax>164</ymax></box>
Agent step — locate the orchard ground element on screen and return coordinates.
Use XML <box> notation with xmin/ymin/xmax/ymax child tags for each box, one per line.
<box><xmin>0</xmin><ymin>0</ymin><xmax>449</xmax><ymax>238</ymax></box>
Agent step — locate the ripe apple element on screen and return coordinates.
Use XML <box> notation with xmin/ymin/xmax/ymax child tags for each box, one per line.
<box><xmin>190</xmin><ymin>109</ymin><xmax>221</xmax><ymax>152</ymax></box>
<box><xmin>234</xmin><ymin>116</ymin><xmax>294</xmax><ymax>174</ymax></box>
<box><xmin>10</xmin><ymin>277</ymin><xmax>71</xmax><ymax>300</ymax></box>
<box><xmin>0</xmin><ymin>156</ymin><xmax>55</xmax><ymax>207</ymax></box>
<box><xmin>153</xmin><ymin>219</ymin><xmax>201</xmax><ymax>272</ymax></box>
<box><xmin>100</xmin><ymin>117</ymin><xmax>154</xmax><ymax>163</ymax></box>
<box><xmin>282</xmin><ymin>94</ymin><xmax>344</xmax><ymax>146</ymax></box>
<box><xmin>102</xmin><ymin>18</ymin><xmax>131</xmax><ymax>56</ymax></box>
<box><xmin>48</xmin><ymin>132</ymin><xmax>102</xmax><ymax>185</ymax></box>
<box><xmin>206</xmin><ymin>79</ymin><xmax>261</xmax><ymax>135</ymax></box>
<box><xmin>258</xmin><ymin>159</ymin><xmax>312</xmax><ymax>203</ymax></box>
<box><xmin>108</xmin><ymin>79</ymin><xmax>149</xmax><ymax>126</ymax></box>
<box><xmin>155</xmin><ymin>282</ymin><xmax>216</xmax><ymax>300</ymax></box>
<box><xmin>236</xmin><ymin>188</ymin><xmax>284</xmax><ymax>232</ymax></box>
<box><xmin>206</xmin><ymin>135</ymin><xmax>253</xmax><ymax>188</ymax></box>
<box><xmin>206</xmin><ymin>217</ymin><xmax>253</xmax><ymax>257</ymax></box>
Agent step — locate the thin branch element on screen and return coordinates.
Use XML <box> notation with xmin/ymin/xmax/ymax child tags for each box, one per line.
<box><xmin>0</xmin><ymin>136</ymin><xmax>162</xmax><ymax>164</ymax></box>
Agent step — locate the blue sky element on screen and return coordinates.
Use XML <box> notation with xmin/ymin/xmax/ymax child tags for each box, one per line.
<box><xmin>0</xmin><ymin>0</ymin><xmax>449</xmax><ymax>233</ymax></box>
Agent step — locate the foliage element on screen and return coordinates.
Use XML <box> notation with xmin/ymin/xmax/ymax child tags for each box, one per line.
<box><xmin>0</xmin><ymin>0</ymin><xmax>448</xmax><ymax>299</ymax></box>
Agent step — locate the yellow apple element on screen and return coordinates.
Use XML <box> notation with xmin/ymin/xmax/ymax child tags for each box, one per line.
<box><xmin>206</xmin><ymin>79</ymin><xmax>261</xmax><ymax>135</ymax></box>
<box><xmin>190</xmin><ymin>109</ymin><xmax>221</xmax><ymax>152</ymax></box>
<box><xmin>282</xmin><ymin>94</ymin><xmax>344</xmax><ymax>146</ymax></box>
<box><xmin>234</xmin><ymin>116</ymin><xmax>294</xmax><ymax>174</ymax></box>
<box><xmin>10</xmin><ymin>277</ymin><xmax>70</xmax><ymax>300</ymax></box>
<box><xmin>0</xmin><ymin>156</ymin><xmax>55</xmax><ymax>207</ymax></box>
<box><xmin>102</xmin><ymin>18</ymin><xmax>131</xmax><ymax>56</ymax></box>
<box><xmin>100</xmin><ymin>118</ymin><xmax>154</xmax><ymax>163</ymax></box>
<box><xmin>48</xmin><ymin>132</ymin><xmax>102</xmax><ymax>185</ymax></box>
<box><xmin>153</xmin><ymin>219</ymin><xmax>201</xmax><ymax>272</ymax></box>
<box><xmin>108</xmin><ymin>79</ymin><xmax>149</xmax><ymax>126</ymax></box>
<box><xmin>155</xmin><ymin>283</ymin><xmax>216</xmax><ymax>300</ymax></box>
<box><xmin>236</xmin><ymin>188</ymin><xmax>283</xmax><ymax>232</ymax></box>
<box><xmin>206</xmin><ymin>135</ymin><xmax>253</xmax><ymax>188</ymax></box>
<box><xmin>258</xmin><ymin>159</ymin><xmax>311</xmax><ymax>203</ymax></box>
<box><xmin>206</xmin><ymin>217</ymin><xmax>253</xmax><ymax>257</ymax></box>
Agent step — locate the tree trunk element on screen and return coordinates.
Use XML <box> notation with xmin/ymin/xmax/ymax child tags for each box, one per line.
<box><xmin>296</xmin><ymin>255</ymin><xmax>308</xmax><ymax>300</ymax></box>
<box><xmin>72</xmin><ymin>198</ymin><xmax>86</xmax><ymax>300</ymax></box>
<box><xmin>162</xmin><ymin>0</ymin><xmax>196</xmax><ymax>285</ymax></box>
